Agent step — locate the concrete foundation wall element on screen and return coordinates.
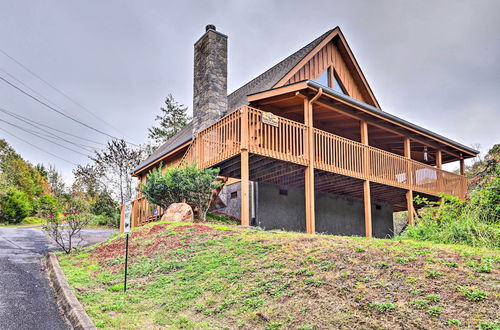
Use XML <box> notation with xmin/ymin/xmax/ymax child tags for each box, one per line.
<box><xmin>256</xmin><ymin>183</ymin><xmax>394</xmax><ymax>238</ymax></box>
<box><xmin>214</xmin><ymin>182</ymin><xmax>394</xmax><ymax>238</ymax></box>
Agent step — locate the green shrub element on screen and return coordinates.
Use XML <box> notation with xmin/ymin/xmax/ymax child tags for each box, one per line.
<box><xmin>399</xmin><ymin>195</ymin><xmax>500</xmax><ymax>249</ymax></box>
<box><xmin>91</xmin><ymin>191</ymin><xmax>119</xmax><ymax>218</ymax></box>
<box><xmin>0</xmin><ymin>187</ymin><xmax>32</xmax><ymax>223</ymax></box>
<box><xmin>141</xmin><ymin>164</ymin><xmax>221</xmax><ymax>221</ymax></box>
<box><xmin>398</xmin><ymin>151</ymin><xmax>500</xmax><ymax>249</ymax></box>
<box><xmin>369</xmin><ymin>302</ymin><xmax>395</xmax><ymax>313</ymax></box>
<box><xmin>458</xmin><ymin>286</ymin><xmax>488</xmax><ymax>302</ymax></box>
<box><xmin>35</xmin><ymin>194</ymin><xmax>59</xmax><ymax>217</ymax></box>
<box><xmin>22</xmin><ymin>217</ymin><xmax>45</xmax><ymax>225</ymax></box>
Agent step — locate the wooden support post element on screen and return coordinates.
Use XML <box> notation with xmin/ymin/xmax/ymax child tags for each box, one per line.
<box><xmin>404</xmin><ymin>137</ymin><xmax>415</xmax><ymax>225</ymax></box>
<box><xmin>436</xmin><ymin>149</ymin><xmax>444</xmax><ymax>203</ymax></box>
<box><xmin>406</xmin><ymin>190</ymin><xmax>414</xmax><ymax>226</ymax></box>
<box><xmin>304</xmin><ymin>96</ymin><xmax>317</xmax><ymax>234</ymax></box>
<box><xmin>240</xmin><ymin>107</ymin><xmax>250</xmax><ymax>227</ymax></box>
<box><xmin>436</xmin><ymin>149</ymin><xmax>442</xmax><ymax>169</ymax></box>
<box><xmin>459</xmin><ymin>153</ymin><xmax>465</xmax><ymax>176</ymax></box>
<box><xmin>360</xmin><ymin>120</ymin><xmax>372</xmax><ymax>237</ymax></box>
<box><xmin>363</xmin><ymin>180</ymin><xmax>372</xmax><ymax>238</ymax></box>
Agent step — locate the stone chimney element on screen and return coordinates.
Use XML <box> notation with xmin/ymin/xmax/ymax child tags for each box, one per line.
<box><xmin>192</xmin><ymin>25</ymin><xmax>228</xmax><ymax>134</ymax></box>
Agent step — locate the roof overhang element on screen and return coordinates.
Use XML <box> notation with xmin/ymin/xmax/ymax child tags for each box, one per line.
<box><xmin>248</xmin><ymin>80</ymin><xmax>479</xmax><ymax>160</ymax></box>
<box><xmin>131</xmin><ymin>138</ymin><xmax>192</xmax><ymax>176</ymax></box>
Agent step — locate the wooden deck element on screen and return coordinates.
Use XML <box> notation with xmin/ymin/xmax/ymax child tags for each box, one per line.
<box><xmin>187</xmin><ymin>106</ymin><xmax>466</xmax><ymax>199</ymax></box>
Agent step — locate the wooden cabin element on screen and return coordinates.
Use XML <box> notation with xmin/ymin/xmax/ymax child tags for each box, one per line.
<box><xmin>123</xmin><ymin>25</ymin><xmax>478</xmax><ymax>238</ymax></box>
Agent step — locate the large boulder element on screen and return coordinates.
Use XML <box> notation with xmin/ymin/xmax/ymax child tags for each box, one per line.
<box><xmin>161</xmin><ymin>203</ymin><xmax>194</xmax><ymax>222</ymax></box>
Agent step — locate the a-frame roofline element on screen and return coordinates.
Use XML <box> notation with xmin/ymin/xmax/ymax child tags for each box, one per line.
<box><xmin>273</xmin><ymin>27</ymin><xmax>381</xmax><ymax>109</ymax></box>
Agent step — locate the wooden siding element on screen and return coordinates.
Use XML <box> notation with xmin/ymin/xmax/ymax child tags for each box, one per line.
<box><xmin>286</xmin><ymin>42</ymin><xmax>367</xmax><ymax>103</ymax></box>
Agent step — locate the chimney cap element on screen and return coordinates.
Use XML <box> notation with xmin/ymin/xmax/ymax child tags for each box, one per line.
<box><xmin>206</xmin><ymin>24</ymin><xmax>216</xmax><ymax>32</ymax></box>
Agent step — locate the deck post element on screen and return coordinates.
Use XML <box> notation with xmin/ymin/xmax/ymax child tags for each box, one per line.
<box><xmin>406</xmin><ymin>190</ymin><xmax>414</xmax><ymax>226</ymax></box>
<box><xmin>363</xmin><ymin>180</ymin><xmax>372</xmax><ymax>237</ymax></box>
<box><xmin>304</xmin><ymin>96</ymin><xmax>316</xmax><ymax>234</ymax></box>
<box><xmin>360</xmin><ymin>120</ymin><xmax>372</xmax><ymax>238</ymax></box>
<box><xmin>240</xmin><ymin>107</ymin><xmax>250</xmax><ymax>226</ymax></box>
<box><xmin>459</xmin><ymin>153</ymin><xmax>465</xmax><ymax>176</ymax></box>
<box><xmin>436</xmin><ymin>149</ymin><xmax>444</xmax><ymax>203</ymax></box>
<box><xmin>404</xmin><ymin>137</ymin><xmax>415</xmax><ymax>226</ymax></box>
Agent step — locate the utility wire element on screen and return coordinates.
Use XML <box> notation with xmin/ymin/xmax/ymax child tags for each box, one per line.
<box><xmin>0</xmin><ymin>74</ymin><xmax>138</xmax><ymax>146</ymax></box>
<box><xmin>0</xmin><ymin>118</ymin><xmax>90</xmax><ymax>157</ymax></box>
<box><xmin>0</xmin><ymin>107</ymin><xmax>106</xmax><ymax>146</ymax></box>
<box><xmin>0</xmin><ymin>107</ymin><xmax>99</xmax><ymax>151</ymax></box>
<box><xmin>0</xmin><ymin>126</ymin><xmax>78</xmax><ymax>166</ymax></box>
<box><xmin>0</xmin><ymin>48</ymin><xmax>131</xmax><ymax>139</ymax></box>
<box><xmin>0</xmin><ymin>67</ymin><xmax>75</xmax><ymax>118</ymax></box>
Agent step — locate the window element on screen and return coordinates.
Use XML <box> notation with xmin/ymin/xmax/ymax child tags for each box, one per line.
<box><xmin>333</xmin><ymin>73</ymin><xmax>347</xmax><ymax>95</ymax></box>
<box><xmin>230</xmin><ymin>191</ymin><xmax>238</xmax><ymax>199</ymax></box>
<box><xmin>314</xmin><ymin>69</ymin><xmax>329</xmax><ymax>87</ymax></box>
<box><xmin>279</xmin><ymin>188</ymin><xmax>288</xmax><ymax>196</ymax></box>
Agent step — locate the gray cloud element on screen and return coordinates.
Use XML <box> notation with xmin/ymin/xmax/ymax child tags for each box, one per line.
<box><xmin>0</xmin><ymin>0</ymin><xmax>498</xmax><ymax>181</ymax></box>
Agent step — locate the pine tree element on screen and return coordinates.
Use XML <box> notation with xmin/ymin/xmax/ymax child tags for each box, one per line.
<box><xmin>148</xmin><ymin>94</ymin><xmax>190</xmax><ymax>146</ymax></box>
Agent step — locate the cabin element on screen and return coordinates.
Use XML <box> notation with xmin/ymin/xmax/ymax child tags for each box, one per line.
<box><xmin>122</xmin><ymin>25</ymin><xmax>478</xmax><ymax>238</ymax></box>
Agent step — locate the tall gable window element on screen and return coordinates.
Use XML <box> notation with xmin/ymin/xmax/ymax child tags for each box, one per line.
<box><xmin>333</xmin><ymin>73</ymin><xmax>347</xmax><ymax>95</ymax></box>
<box><xmin>314</xmin><ymin>69</ymin><xmax>329</xmax><ymax>87</ymax></box>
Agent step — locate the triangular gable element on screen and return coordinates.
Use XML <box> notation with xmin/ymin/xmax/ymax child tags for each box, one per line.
<box><xmin>274</xmin><ymin>28</ymin><xmax>381</xmax><ymax>109</ymax></box>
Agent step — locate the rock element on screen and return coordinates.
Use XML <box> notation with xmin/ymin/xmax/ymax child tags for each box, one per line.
<box><xmin>161</xmin><ymin>203</ymin><xmax>194</xmax><ymax>222</ymax></box>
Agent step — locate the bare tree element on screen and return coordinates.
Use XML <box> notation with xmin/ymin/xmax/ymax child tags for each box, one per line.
<box><xmin>43</xmin><ymin>204</ymin><xmax>90</xmax><ymax>254</ymax></box>
<box><xmin>72</xmin><ymin>164</ymin><xmax>104</xmax><ymax>198</ymax></box>
<box><xmin>91</xmin><ymin>139</ymin><xmax>146</xmax><ymax>205</ymax></box>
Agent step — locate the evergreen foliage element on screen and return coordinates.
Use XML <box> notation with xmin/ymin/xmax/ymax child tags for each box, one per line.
<box><xmin>148</xmin><ymin>94</ymin><xmax>190</xmax><ymax>146</ymax></box>
<box><xmin>140</xmin><ymin>164</ymin><xmax>221</xmax><ymax>221</ymax></box>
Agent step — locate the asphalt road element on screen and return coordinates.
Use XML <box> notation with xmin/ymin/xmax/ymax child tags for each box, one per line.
<box><xmin>0</xmin><ymin>227</ymin><xmax>115</xmax><ymax>330</ymax></box>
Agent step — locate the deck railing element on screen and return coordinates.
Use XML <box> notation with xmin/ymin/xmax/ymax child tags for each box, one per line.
<box><xmin>247</xmin><ymin>107</ymin><xmax>308</xmax><ymax>166</ymax></box>
<box><xmin>129</xmin><ymin>106</ymin><xmax>467</xmax><ymax>228</ymax></box>
<box><xmin>313</xmin><ymin>128</ymin><xmax>466</xmax><ymax>197</ymax></box>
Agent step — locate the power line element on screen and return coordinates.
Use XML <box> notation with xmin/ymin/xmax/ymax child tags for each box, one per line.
<box><xmin>0</xmin><ymin>48</ymin><xmax>131</xmax><ymax>140</ymax></box>
<box><xmin>0</xmin><ymin>118</ymin><xmax>90</xmax><ymax>157</ymax></box>
<box><xmin>0</xmin><ymin>107</ymin><xmax>105</xmax><ymax>146</ymax></box>
<box><xmin>0</xmin><ymin>67</ymin><xmax>76</xmax><ymax>119</ymax></box>
<box><xmin>0</xmin><ymin>126</ymin><xmax>78</xmax><ymax>166</ymax></box>
<box><xmin>0</xmin><ymin>74</ymin><xmax>138</xmax><ymax>146</ymax></box>
<box><xmin>0</xmin><ymin>107</ymin><xmax>101</xmax><ymax>151</ymax></box>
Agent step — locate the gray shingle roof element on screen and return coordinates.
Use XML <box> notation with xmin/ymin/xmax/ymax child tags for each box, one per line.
<box><xmin>134</xmin><ymin>29</ymin><xmax>334</xmax><ymax>173</ymax></box>
<box><xmin>132</xmin><ymin>122</ymin><xmax>193</xmax><ymax>173</ymax></box>
<box><xmin>226</xmin><ymin>29</ymin><xmax>333</xmax><ymax>112</ymax></box>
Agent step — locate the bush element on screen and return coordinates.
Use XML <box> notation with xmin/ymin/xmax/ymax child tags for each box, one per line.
<box><xmin>141</xmin><ymin>164</ymin><xmax>222</xmax><ymax>221</ymax></box>
<box><xmin>399</xmin><ymin>147</ymin><xmax>499</xmax><ymax>249</ymax></box>
<box><xmin>35</xmin><ymin>194</ymin><xmax>59</xmax><ymax>217</ymax></box>
<box><xmin>0</xmin><ymin>187</ymin><xmax>32</xmax><ymax>223</ymax></box>
<box><xmin>91</xmin><ymin>191</ymin><xmax>119</xmax><ymax>218</ymax></box>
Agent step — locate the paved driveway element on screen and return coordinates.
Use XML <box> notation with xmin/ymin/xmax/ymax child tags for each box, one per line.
<box><xmin>0</xmin><ymin>226</ymin><xmax>115</xmax><ymax>330</ymax></box>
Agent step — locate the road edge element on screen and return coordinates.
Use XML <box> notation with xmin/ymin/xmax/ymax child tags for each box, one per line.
<box><xmin>46</xmin><ymin>253</ymin><xmax>97</xmax><ymax>330</ymax></box>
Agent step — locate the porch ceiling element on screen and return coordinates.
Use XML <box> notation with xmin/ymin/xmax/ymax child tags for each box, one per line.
<box><xmin>215</xmin><ymin>154</ymin><xmax>437</xmax><ymax>212</ymax></box>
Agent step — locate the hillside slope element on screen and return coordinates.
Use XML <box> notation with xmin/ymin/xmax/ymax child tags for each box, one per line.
<box><xmin>58</xmin><ymin>222</ymin><xmax>499</xmax><ymax>329</ymax></box>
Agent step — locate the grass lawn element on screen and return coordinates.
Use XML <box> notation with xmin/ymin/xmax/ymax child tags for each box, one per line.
<box><xmin>58</xmin><ymin>221</ymin><xmax>499</xmax><ymax>329</ymax></box>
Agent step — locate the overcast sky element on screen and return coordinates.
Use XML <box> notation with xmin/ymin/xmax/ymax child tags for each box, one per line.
<box><xmin>1</xmin><ymin>0</ymin><xmax>499</xmax><ymax>182</ymax></box>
